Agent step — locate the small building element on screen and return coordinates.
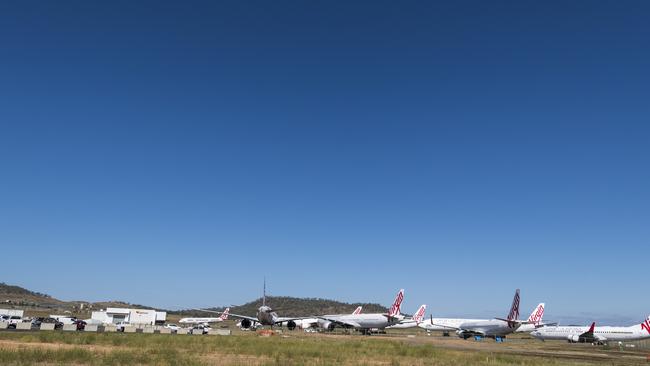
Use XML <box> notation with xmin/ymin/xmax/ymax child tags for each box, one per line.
<box><xmin>0</xmin><ymin>309</ymin><xmax>24</xmax><ymax>318</ymax></box>
<box><xmin>90</xmin><ymin>308</ymin><xmax>166</xmax><ymax>325</ymax></box>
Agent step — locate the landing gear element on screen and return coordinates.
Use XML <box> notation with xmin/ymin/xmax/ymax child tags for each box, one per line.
<box><xmin>286</xmin><ymin>321</ymin><xmax>297</xmax><ymax>331</ymax></box>
<box><xmin>442</xmin><ymin>332</ymin><xmax>450</xmax><ymax>337</ymax></box>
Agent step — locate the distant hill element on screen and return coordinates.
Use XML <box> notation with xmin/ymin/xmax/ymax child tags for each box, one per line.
<box><xmin>0</xmin><ymin>282</ymin><xmax>157</xmax><ymax>315</ymax></box>
<box><xmin>172</xmin><ymin>296</ymin><xmax>388</xmax><ymax>317</ymax></box>
<box><xmin>0</xmin><ymin>282</ymin><xmax>53</xmax><ymax>298</ymax></box>
<box><xmin>0</xmin><ymin>282</ymin><xmax>65</xmax><ymax>309</ymax></box>
<box><xmin>2</xmin><ymin>282</ymin><xmax>390</xmax><ymax>318</ymax></box>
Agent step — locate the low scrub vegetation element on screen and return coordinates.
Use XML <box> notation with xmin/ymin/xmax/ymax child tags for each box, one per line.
<box><xmin>0</xmin><ymin>331</ymin><xmax>609</xmax><ymax>365</ymax></box>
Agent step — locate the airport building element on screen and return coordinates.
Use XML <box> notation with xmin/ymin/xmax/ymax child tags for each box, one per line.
<box><xmin>90</xmin><ymin>308</ymin><xmax>166</xmax><ymax>325</ymax></box>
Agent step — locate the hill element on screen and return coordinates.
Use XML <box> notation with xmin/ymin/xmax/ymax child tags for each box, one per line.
<box><xmin>0</xmin><ymin>282</ymin><xmax>65</xmax><ymax>309</ymax></box>
<box><xmin>172</xmin><ymin>296</ymin><xmax>388</xmax><ymax>317</ymax></box>
<box><xmin>0</xmin><ymin>282</ymin><xmax>157</xmax><ymax>315</ymax></box>
<box><xmin>2</xmin><ymin>282</ymin><xmax>390</xmax><ymax>318</ymax></box>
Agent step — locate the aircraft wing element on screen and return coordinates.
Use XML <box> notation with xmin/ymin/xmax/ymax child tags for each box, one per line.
<box><xmin>430</xmin><ymin>323</ymin><xmax>461</xmax><ymax>331</ymax></box>
<box><xmin>429</xmin><ymin>322</ymin><xmax>490</xmax><ymax>337</ymax></box>
<box><xmin>494</xmin><ymin>318</ymin><xmax>533</xmax><ymax>325</ymax></box>
<box><xmin>317</xmin><ymin>316</ymin><xmax>362</xmax><ymax>329</ymax></box>
<box><xmin>396</xmin><ymin>319</ymin><xmax>418</xmax><ymax>325</ymax></box>
<box><xmin>225</xmin><ymin>313</ymin><xmax>259</xmax><ymax>323</ymax></box>
<box><xmin>195</xmin><ymin>309</ymin><xmax>258</xmax><ymax>323</ymax></box>
<box><xmin>537</xmin><ymin>322</ymin><xmax>557</xmax><ymax>328</ymax></box>
<box><xmin>272</xmin><ymin>317</ymin><xmax>314</xmax><ymax>325</ymax></box>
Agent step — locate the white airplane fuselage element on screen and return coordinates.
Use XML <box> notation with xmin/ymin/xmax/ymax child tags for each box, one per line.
<box><xmin>418</xmin><ymin>318</ymin><xmax>485</xmax><ymax>332</ymax></box>
<box><xmin>516</xmin><ymin>323</ymin><xmax>543</xmax><ymax>333</ymax></box>
<box><xmin>280</xmin><ymin>318</ymin><xmax>318</xmax><ymax>329</ymax></box>
<box><xmin>256</xmin><ymin>306</ymin><xmax>279</xmax><ymax>325</ymax></box>
<box><xmin>458</xmin><ymin>319</ymin><xmax>520</xmax><ymax>338</ymax></box>
<box><xmin>319</xmin><ymin>313</ymin><xmax>400</xmax><ymax>330</ymax></box>
<box><xmin>387</xmin><ymin>320</ymin><xmax>419</xmax><ymax>329</ymax></box>
<box><xmin>179</xmin><ymin>317</ymin><xmax>224</xmax><ymax>325</ymax></box>
<box><xmin>532</xmin><ymin>325</ymin><xmax>650</xmax><ymax>343</ymax></box>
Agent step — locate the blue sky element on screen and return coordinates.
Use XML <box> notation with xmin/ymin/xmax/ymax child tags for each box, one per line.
<box><xmin>1</xmin><ymin>1</ymin><xmax>649</xmax><ymax>324</ymax></box>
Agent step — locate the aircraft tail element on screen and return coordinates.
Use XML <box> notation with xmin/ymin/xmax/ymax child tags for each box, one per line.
<box><xmin>641</xmin><ymin>316</ymin><xmax>650</xmax><ymax>334</ymax></box>
<box><xmin>387</xmin><ymin>289</ymin><xmax>405</xmax><ymax>317</ymax></box>
<box><xmin>220</xmin><ymin>307</ymin><xmax>230</xmax><ymax>320</ymax></box>
<box><xmin>352</xmin><ymin>306</ymin><xmax>362</xmax><ymax>315</ymax></box>
<box><xmin>413</xmin><ymin>304</ymin><xmax>426</xmax><ymax>323</ymax></box>
<box><xmin>506</xmin><ymin>289</ymin><xmax>521</xmax><ymax>327</ymax></box>
<box><xmin>586</xmin><ymin>321</ymin><xmax>595</xmax><ymax>334</ymax></box>
<box><xmin>263</xmin><ymin>278</ymin><xmax>266</xmax><ymax>307</ymax></box>
<box><xmin>527</xmin><ymin>303</ymin><xmax>545</xmax><ymax>326</ymax></box>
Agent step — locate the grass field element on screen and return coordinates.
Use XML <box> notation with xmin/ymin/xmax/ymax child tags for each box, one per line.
<box><xmin>0</xmin><ymin>330</ymin><xmax>647</xmax><ymax>365</ymax></box>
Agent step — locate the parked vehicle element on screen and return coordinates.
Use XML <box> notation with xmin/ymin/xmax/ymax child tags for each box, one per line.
<box><xmin>6</xmin><ymin>316</ymin><xmax>22</xmax><ymax>329</ymax></box>
<box><xmin>164</xmin><ymin>323</ymin><xmax>180</xmax><ymax>332</ymax></box>
<box><xmin>73</xmin><ymin>320</ymin><xmax>87</xmax><ymax>331</ymax></box>
<box><xmin>31</xmin><ymin>317</ymin><xmax>61</xmax><ymax>329</ymax></box>
<box><xmin>50</xmin><ymin>316</ymin><xmax>77</xmax><ymax>325</ymax></box>
<box><xmin>115</xmin><ymin>321</ymin><xmax>129</xmax><ymax>332</ymax></box>
<box><xmin>191</xmin><ymin>324</ymin><xmax>211</xmax><ymax>335</ymax></box>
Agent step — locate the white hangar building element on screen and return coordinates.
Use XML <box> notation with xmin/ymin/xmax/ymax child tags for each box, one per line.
<box><xmin>90</xmin><ymin>308</ymin><xmax>166</xmax><ymax>325</ymax></box>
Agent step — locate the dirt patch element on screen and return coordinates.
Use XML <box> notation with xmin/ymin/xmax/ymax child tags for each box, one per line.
<box><xmin>0</xmin><ymin>339</ymin><xmax>126</xmax><ymax>354</ymax></box>
<box><xmin>199</xmin><ymin>352</ymin><xmax>272</xmax><ymax>365</ymax></box>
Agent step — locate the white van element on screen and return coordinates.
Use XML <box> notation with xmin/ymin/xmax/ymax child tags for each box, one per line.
<box><xmin>7</xmin><ymin>316</ymin><xmax>22</xmax><ymax>328</ymax></box>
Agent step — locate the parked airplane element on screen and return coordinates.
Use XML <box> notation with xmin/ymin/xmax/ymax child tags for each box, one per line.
<box><xmin>387</xmin><ymin>304</ymin><xmax>426</xmax><ymax>329</ymax></box>
<box><xmin>531</xmin><ymin>316</ymin><xmax>650</xmax><ymax>344</ymax></box>
<box><xmin>429</xmin><ymin>289</ymin><xmax>532</xmax><ymax>340</ymax></box>
<box><xmin>196</xmin><ymin>280</ymin><xmax>306</xmax><ymax>330</ymax></box>
<box><xmin>280</xmin><ymin>306</ymin><xmax>364</xmax><ymax>330</ymax></box>
<box><xmin>317</xmin><ymin>289</ymin><xmax>405</xmax><ymax>334</ymax></box>
<box><xmin>418</xmin><ymin>297</ymin><xmax>541</xmax><ymax>336</ymax></box>
<box><xmin>515</xmin><ymin>303</ymin><xmax>548</xmax><ymax>333</ymax></box>
<box><xmin>179</xmin><ymin>308</ymin><xmax>230</xmax><ymax>325</ymax></box>
<box><xmin>418</xmin><ymin>315</ymin><xmax>485</xmax><ymax>335</ymax></box>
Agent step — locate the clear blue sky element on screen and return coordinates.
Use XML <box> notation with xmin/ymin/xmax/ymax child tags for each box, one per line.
<box><xmin>1</xmin><ymin>1</ymin><xmax>648</xmax><ymax>324</ymax></box>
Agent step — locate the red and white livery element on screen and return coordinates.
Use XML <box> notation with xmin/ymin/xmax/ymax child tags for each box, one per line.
<box><xmin>317</xmin><ymin>289</ymin><xmax>407</xmax><ymax>334</ymax></box>
<box><xmin>179</xmin><ymin>307</ymin><xmax>230</xmax><ymax>325</ymax></box>
<box><xmin>532</xmin><ymin>316</ymin><xmax>650</xmax><ymax>344</ymax></box>
<box><xmin>387</xmin><ymin>304</ymin><xmax>427</xmax><ymax>329</ymax></box>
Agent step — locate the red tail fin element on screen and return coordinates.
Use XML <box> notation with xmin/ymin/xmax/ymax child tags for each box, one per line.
<box><xmin>505</xmin><ymin>289</ymin><xmax>520</xmax><ymax>328</ymax></box>
<box><xmin>527</xmin><ymin>303</ymin><xmax>545</xmax><ymax>326</ymax></box>
<box><xmin>587</xmin><ymin>322</ymin><xmax>595</xmax><ymax>333</ymax></box>
<box><xmin>220</xmin><ymin>307</ymin><xmax>230</xmax><ymax>320</ymax></box>
<box><xmin>641</xmin><ymin>317</ymin><xmax>650</xmax><ymax>334</ymax></box>
<box><xmin>352</xmin><ymin>306</ymin><xmax>362</xmax><ymax>315</ymax></box>
<box><xmin>413</xmin><ymin>304</ymin><xmax>426</xmax><ymax>323</ymax></box>
<box><xmin>506</xmin><ymin>289</ymin><xmax>520</xmax><ymax>321</ymax></box>
<box><xmin>388</xmin><ymin>289</ymin><xmax>404</xmax><ymax>317</ymax></box>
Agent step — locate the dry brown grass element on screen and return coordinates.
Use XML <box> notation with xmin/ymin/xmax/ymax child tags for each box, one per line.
<box><xmin>0</xmin><ymin>330</ymin><xmax>647</xmax><ymax>365</ymax></box>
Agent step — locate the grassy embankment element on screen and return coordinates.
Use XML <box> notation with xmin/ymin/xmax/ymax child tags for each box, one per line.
<box><xmin>0</xmin><ymin>331</ymin><xmax>630</xmax><ymax>366</ymax></box>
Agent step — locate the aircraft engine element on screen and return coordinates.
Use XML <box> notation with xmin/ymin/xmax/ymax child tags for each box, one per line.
<box><xmin>240</xmin><ymin>319</ymin><xmax>252</xmax><ymax>329</ymax></box>
<box><xmin>567</xmin><ymin>335</ymin><xmax>580</xmax><ymax>343</ymax></box>
<box><xmin>286</xmin><ymin>320</ymin><xmax>297</xmax><ymax>330</ymax></box>
<box><xmin>317</xmin><ymin>319</ymin><xmax>335</xmax><ymax>331</ymax></box>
